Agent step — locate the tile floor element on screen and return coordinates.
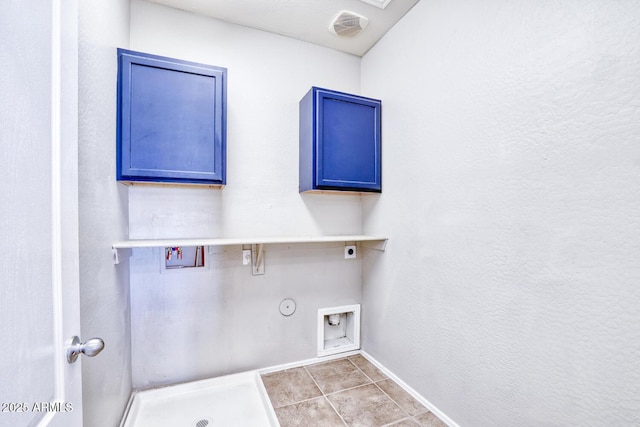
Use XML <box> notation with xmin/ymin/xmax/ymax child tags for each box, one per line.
<box><xmin>261</xmin><ymin>354</ymin><xmax>448</xmax><ymax>427</ymax></box>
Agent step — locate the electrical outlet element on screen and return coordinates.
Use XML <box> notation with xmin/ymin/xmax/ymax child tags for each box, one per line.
<box><xmin>242</xmin><ymin>249</ymin><xmax>252</xmax><ymax>265</ymax></box>
<box><xmin>344</xmin><ymin>245</ymin><xmax>357</xmax><ymax>259</ymax></box>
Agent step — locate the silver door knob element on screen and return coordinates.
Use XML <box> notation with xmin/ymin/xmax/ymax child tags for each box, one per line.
<box><xmin>66</xmin><ymin>336</ymin><xmax>105</xmax><ymax>364</ymax></box>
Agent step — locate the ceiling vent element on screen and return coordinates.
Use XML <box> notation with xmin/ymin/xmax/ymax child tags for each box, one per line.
<box><xmin>328</xmin><ymin>10</ymin><xmax>369</xmax><ymax>38</ymax></box>
<box><xmin>359</xmin><ymin>0</ymin><xmax>392</xmax><ymax>9</ymax></box>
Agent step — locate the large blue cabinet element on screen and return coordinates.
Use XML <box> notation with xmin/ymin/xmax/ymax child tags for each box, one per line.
<box><xmin>117</xmin><ymin>49</ymin><xmax>227</xmax><ymax>186</ymax></box>
<box><xmin>299</xmin><ymin>87</ymin><xmax>381</xmax><ymax>193</ymax></box>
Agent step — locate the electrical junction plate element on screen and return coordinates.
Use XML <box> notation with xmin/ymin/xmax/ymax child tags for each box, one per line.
<box><xmin>279</xmin><ymin>299</ymin><xmax>296</xmax><ymax>316</ymax></box>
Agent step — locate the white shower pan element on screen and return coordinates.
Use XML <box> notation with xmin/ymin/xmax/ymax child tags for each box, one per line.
<box><xmin>121</xmin><ymin>371</ymin><xmax>279</xmax><ymax>427</ymax></box>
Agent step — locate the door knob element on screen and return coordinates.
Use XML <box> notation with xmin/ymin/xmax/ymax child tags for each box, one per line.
<box><xmin>66</xmin><ymin>336</ymin><xmax>105</xmax><ymax>364</ymax></box>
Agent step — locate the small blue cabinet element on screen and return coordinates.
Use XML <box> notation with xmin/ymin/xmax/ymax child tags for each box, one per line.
<box><xmin>117</xmin><ymin>49</ymin><xmax>226</xmax><ymax>186</ymax></box>
<box><xmin>299</xmin><ymin>87</ymin><xmax>381</xmax><ymax>193</ymax></box>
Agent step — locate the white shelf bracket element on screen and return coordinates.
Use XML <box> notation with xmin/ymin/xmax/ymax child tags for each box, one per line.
<box><xmin>252</xmin><ymin>244</ymin><xmax>265</xmax><ymax>275</ymax></box>
<box><xmin>361</xmin><ymin>239</ymin><xmax>388</xmax><ymax>251</ymax></box>
<box><xmin>112</xmin><ymin>247</ymin><xmax>132</xmax><ymax>265</ymax></box>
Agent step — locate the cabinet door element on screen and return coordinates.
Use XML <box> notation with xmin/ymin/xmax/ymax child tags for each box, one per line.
<box><xmin>300</xmin><ymin>87</ymin><xmax>381</xmax><ymax>193</ymax></box>
<box><xmin>117</xmin><ymin>49</ymin><xmax>226</xmax><ymax>186</ymax></box>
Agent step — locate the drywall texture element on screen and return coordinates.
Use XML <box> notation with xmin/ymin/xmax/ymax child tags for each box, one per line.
<box><xmin>361</xmin><ymin>1</ymin><xmax>640</xmax><ymax>426</ymax></box>
<box><xmin>78</xmin><ymin>0</ymin><xmax>132</xmax><ymax>425</ymax></box>
<box><xmin>130</xmin><ymin>243</ymin><xmax>362</xmax><ymax>389</ymax></box>
<box><xmin>128</xmin><ymin>0</ymin><xmax>364</xmax><ymax>388</ymax></box>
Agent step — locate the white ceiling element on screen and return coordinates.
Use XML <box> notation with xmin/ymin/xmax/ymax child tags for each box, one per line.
<box><xmin>146</xmin><ymin>0</ymin><xmax>420</xmax><ymax>56</ymax></box>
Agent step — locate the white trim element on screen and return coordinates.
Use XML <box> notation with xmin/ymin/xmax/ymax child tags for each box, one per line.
<box><xmin>258</xmin><ymin>350</ymin><xmax>361</xmax><ymax>375</ymax></box>
<box><xmin>49</xmin><ymin>0</ymin><xmax>66</xmax><ymax>406</ymax></box>
<box><xmin>360</xmin><ymin>351</ymin><xmax>460</xmax><ymax>427</ymax></box>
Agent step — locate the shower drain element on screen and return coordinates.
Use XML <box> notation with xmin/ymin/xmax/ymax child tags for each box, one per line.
<box><xmin>195</xmin><ymin>418</ymin><xmax>211</xmax><ymax>427</ymax></box>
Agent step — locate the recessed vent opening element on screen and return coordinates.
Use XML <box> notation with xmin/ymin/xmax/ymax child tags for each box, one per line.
<box><xmin>329</xmin><ymin>10</ymin><xmax>369</xmax><ymax>38</ymax></box>
<box><xmin>359</xmin><ymin>0</ymin><xmax>392</xmax><ymax>9</ymax></box>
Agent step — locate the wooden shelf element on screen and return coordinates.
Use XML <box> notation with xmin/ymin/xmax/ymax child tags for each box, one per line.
<box><xmin>112</xmin><ymin>235</ymin><xmax>388</xmax><ymax>251</ymax></box>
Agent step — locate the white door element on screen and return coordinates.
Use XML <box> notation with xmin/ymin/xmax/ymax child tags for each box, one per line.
<box><xmin>0</xmin><ymin>1</ymin><xmax>85</xmax><ymax>426</ymax></box>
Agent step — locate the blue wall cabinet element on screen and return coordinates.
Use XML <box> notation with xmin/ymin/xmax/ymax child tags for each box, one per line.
<box><xmin>299</xmin><ymin>87</ymin><xmax>381</xmax><ymax>193</ymax></box>
<box><xmin>117</xmin><ymin>49</ymin><xmax>226</xmax><ymax>186</ymax></box>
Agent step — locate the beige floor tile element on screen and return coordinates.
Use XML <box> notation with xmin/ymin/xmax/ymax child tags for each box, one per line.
<box><xmin>385</xmin><ymin>419</ymin><xmax>420</xmax><ymax>426</ymax></box>
<box><xmin>261</xmin><ymin>355</ymin><xmax>448</xmax><ymax>427</ymax></box>
<box><xmin>327</xmin><ymin>383</ymin><xmax>408</xmax><ymax>427</ymax></box>
<box><xmin>348</xmin><ymin>354</ymin><xmax>388</xmax><ymax>381</ymax></box>
<box><xmin>275</xmin><ymin>397</ymin><xmax>346</xmax><ymax>427</ymax></box>
<box><xmin>306</xmin><ymin>358</ymin><xmax>371</xmax><ymax>394</ymax></box>
<box><xmin>376</xmin><ymin>379</ymin><xmax>428</xmax><ymax>416</ymax></box>
<box><xmin>413</xmin><ymin>411</ymin><xmax>448</xmax><ymax>427</ymax></box>
<box><xmin>261</xmin><ymin>367</ymin><xmax>322</xmax><ymax>408</ymax></box>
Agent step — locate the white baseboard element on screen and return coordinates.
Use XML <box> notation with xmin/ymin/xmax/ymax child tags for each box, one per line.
<box><xmin>360</xmin><ymin>351</ymin><xmax>459</xmax><ymax>427</ymax></box>
<box><xmin>258</xmin><ymin>350</ymin><xmax>361</xmax><ymax>375</ymax></box>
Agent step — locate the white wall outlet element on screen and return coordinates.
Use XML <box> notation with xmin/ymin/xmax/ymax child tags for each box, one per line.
<box><xmin>242</xmin><ymin>249</ymin><xmax>252</xmax><ymax>265</ymax></box>
<box><xmin>344</xmin><ymin>245</ymin><xmax>357</xmax><ymax>259</ymax></box>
